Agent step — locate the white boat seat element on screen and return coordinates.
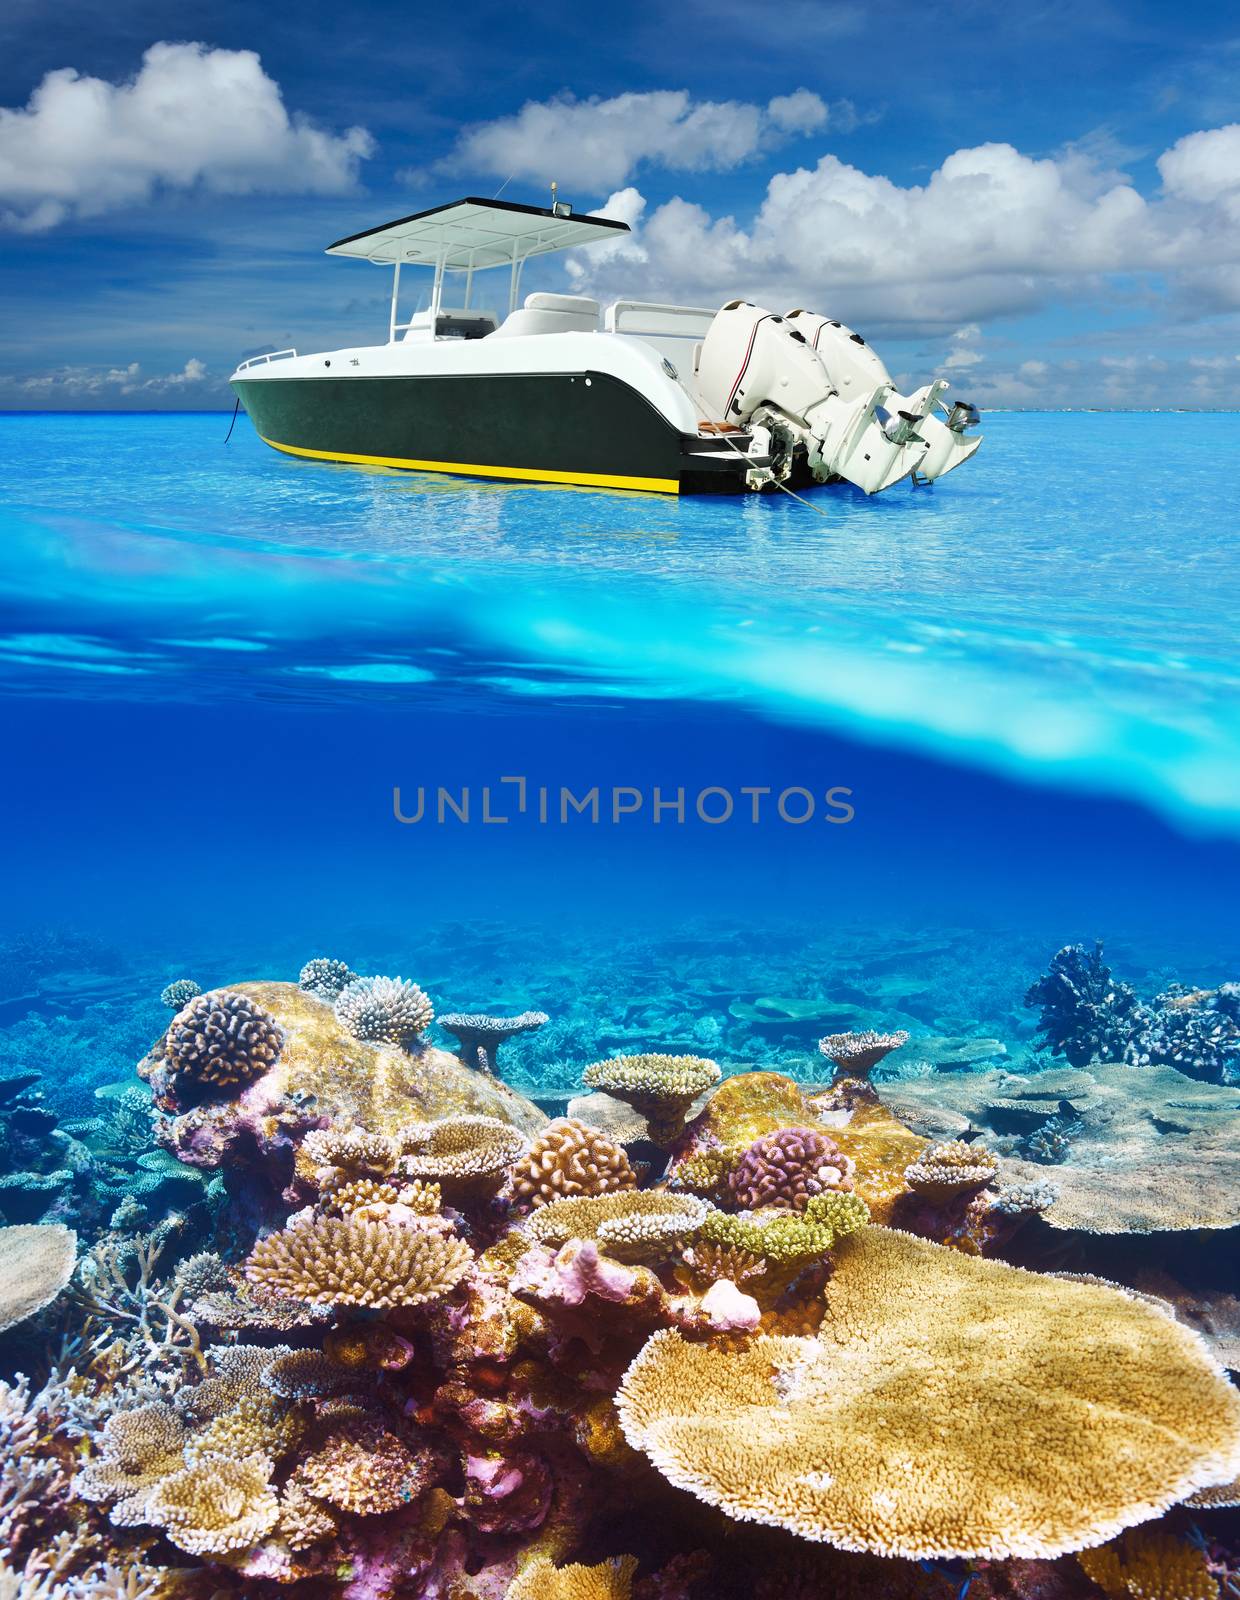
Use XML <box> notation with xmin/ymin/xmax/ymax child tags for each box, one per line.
<box><xmin>492</xmin><ymin>292</ymin><xmax>601</xmax><ymax>338</ymax></box>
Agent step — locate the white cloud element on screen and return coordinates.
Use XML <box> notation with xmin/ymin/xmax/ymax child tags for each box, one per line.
<box><xmin>446</xmin><ymin>89</ymin><xmax>853</xmax><ymax>191</ymax></box>
<box><xmin>944</xmin><ymin>347</ymin><xmax>984</xmax><ymax>369</ymax></box>
<box><xmin>562</xmin><ymin>133</ymin><xmax>1240</xmax><ymax>332</ymax></box>
<box><xmin>0</xmin><ymin>42</ymin><xmax>374</xmax><ymax>231</ymax></box>
<box><xmin>19</xmin><ymin>356</ymin><xmax>211</xmax><ymax>396</ymax></box>
<box><xmin>1018</xmin><ymin>359</ymin><xmax>1049</xmax><ymax>379</ymax></box>
<box><xmin>1158</xmin><ymin>124</ymin><xmax>1240</xmax><ymax>207</ymax></box>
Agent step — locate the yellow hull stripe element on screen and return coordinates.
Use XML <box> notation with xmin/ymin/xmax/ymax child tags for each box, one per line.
<box><xmin>258</xmin><ymin>433</ymin><xmax>681</xmax><ymax>495</ymax></box>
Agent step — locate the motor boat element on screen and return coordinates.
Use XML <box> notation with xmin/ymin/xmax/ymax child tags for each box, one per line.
<box><xmin>230</xmin><ymin>195</ymin><xmax>981</xmax><ymax>496</ymax></box>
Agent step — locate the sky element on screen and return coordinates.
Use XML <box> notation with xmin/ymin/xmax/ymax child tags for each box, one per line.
<box><xmin>2</xmin><ymin>0</ymin><xmax>1240</xmax><ymax>409</ymax></box>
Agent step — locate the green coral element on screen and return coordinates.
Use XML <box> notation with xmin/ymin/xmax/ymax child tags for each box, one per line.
<box><xmin>696</xmin><ymin>1190</ymin><xmax>869</xmax><ymax>1266</ymax></box>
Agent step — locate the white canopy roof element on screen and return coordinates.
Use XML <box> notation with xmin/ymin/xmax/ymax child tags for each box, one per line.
<box><xmin>326</xmin><ymin>197</ymin><xmax>629</xmax><ymax>270</ymax></box>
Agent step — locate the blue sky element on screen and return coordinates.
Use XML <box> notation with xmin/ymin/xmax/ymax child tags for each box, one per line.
<box><xmin>3</xmin><ymin>0</ymin><xmax>1240</xmax><ymax>407</ymax></box>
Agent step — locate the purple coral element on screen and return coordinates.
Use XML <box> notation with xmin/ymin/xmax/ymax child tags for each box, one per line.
<box><xmin>727</xmin><ymin>1126</ymin><xmax>854</xmax><ymax>1212</ymax></box>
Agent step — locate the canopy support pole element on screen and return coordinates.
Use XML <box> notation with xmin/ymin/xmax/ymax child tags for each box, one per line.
<box><xmin>388</xmin><ymin>260</ymin><xmax>401</xmax><ymax>344</ymax></box>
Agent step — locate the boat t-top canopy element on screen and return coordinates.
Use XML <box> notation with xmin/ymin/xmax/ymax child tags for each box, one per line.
<box><xmin>327</xmin><ymin>197</ymin><xmax>630</xmax><ymax>341</ymax></box>
<box><xmin>326</xmin><ymin>197</ymin><xmax>629</xmax><ymax>270</ymax></box>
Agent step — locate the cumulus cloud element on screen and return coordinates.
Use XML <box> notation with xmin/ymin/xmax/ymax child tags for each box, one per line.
<box><xmin>564</xmin><ymin>133</ymin><xmax>1240</xmax><ymax>331</ymax></box>
<box><xmin>18</xmin><ymin>357</ymin><xmax>211</xmax><ymax>397</ymax></box>
<box><xmin>0</xmin><ymin>42</ymin><xmax>374</xmax><ymax>231</ymax></box>
<box><xmin>445</xmin><ymin>88</ymin><xmax>856</xmax><ymax>190</ymax></box>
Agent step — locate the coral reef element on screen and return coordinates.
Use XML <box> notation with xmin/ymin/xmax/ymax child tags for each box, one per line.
<box><xmin>617</xmin><ymin>1227</ymin><xmax>1240</xmax><ymax>1559</ymax></box>
<box><xmin>165</xmin><ymin>989</ymin><xmax>285</xmax><ymax>1093</ymax></box>
<box><xmin>0</xmin><ymin>1223</ymin><xmax>76</xmax><ymax>1331</ymax></box>
<box><xmin>245</xmin><ymin>1215</ymin><xmax>472</xmax><ymax>1307</ymax></box>
<box><xmin>334</xmin><ymin>975</ymin><xmax>434</xmax><ymax>1049</ymax></box>
<box><xmin>438</xmin><ymin>1010</ymin><xmax>550</xmax><ymax>1075</ymax></box>
<box><xmin>159</xmin><ymin>978</ymin><xmax>201</xmax><ymax>1010</ymax></box>
<box><xmin>510</xmin><ymin>1118</ymin><xmax>637</xmax><ymax>1208</ymax></box>
<box><xmin>581</xmin><ymin>1054</ymin><xmax>721</xmax><ymax>1145</ymax></box>
<box><xmin>1025</xmin><ymin>942</ymin><xmax>1149</xmax><ymax>1068</ymax></box>
<box><xmin>726</xmin><ymin>1126</ymin><xmax>854</xmax><ymax>1210</ymax></box>
<box><xmin>298</xmin><ymin>957</ymin><xmax>358</xmax><ymax>1000</ymax></box>
<box><xmin>903</xmin><ymin>1139</ymin><xmax>999</xmax><ymax>1199</ymax></box>
<box><xmin>526</xmin><ymin>1191</ymin><xmax>709</xmax><ymax>1261</ymax></box>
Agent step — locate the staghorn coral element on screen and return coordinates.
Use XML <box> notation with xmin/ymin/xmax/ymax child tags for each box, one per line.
<box><xmin>245</xmin><ymin>1215</ymin><xmax>472</xmax><ymax>1307</ymax></box>
<box><xmin>279</xmin><ymin>1476</ymin><xmax>340</xmax><ymax>1549</ymax></box>
<box><xmin>695</xmin><ymin>1189</ymin><xmax>868</xmax><ymax>1269</ymax></box>
<box><xmin>297</xmin><ymin>1419</ymin><xmax>432</xmax><ymax>1515</ymax></box>
<box><xmin>527</xmin><ymin>1191</ymin><xmax>709</xmax><ymax>1262</ymax></box>
<box><xmin>903</xmin><ymin>1140</ymin><xmax>999</xmax><ymax>1199</ymax></box>
<box><xmin>159</xmin><ymin>979</ymin><xmax>201</xmax><ymax>1010</ymax></box>
<box><xmin>298</xmin><ymin>957</ymin><xmax>358</xmax><ymax>1000</ymax></box>
<box><xmin>617</xmin><ymin>1226</ymin><xmax>1240</xmax><ymax>1560</ymax></box>
<box><xmin>678</xmin><ymin>1239</ymin><xmax>767</xmax><ymax>1287</ymax></box>
<box><xmin>817</xmin><ymin>1030</ymin><xmax>910</xmax><ymax>1081</ymax></box>
<box><xmin>581</xmin><ymin>1055</ymin><xmax>721</xmax><ymax>1145</ymax></box>
<box><xmin>727</xmin><ymin>1126</ymin><xmax>854</xmax><ymax>1211</ymax></box>
<box><xmin>334</xmin><ymin>975</ymin><xmax>434</xmax><ymax>1049</ymax></box>
<box><xmin>165</xmin><ymin>989</ymin><xmax>284</xmax><ymax>1091</ymax></box>
<box><xmin>324</xmin><ymin>1176</ymin><xmax>401</xmax><ymax>1218</ymax></box>
<box><xmin>0</xmin><ymin>1223</ymin><xmax>76</xmax><ymax>1333</ymax></box>
<box><xmin>1025</xmin><ymin>941</ymin><xmax>1149</xmax><ymax>1068</ymax></box>
<box><xmin>1078</xmin><ymin>1527</ymin><xmax>1218</xmax><ymax>1600</ymax></box>
<box><xmin>145</xmin><ymin>1450</ymin><xmax>278</xmax><ymax>1556</ymax></box>
<box><xmin>398</xmin><ymin>1114</ymin><xmax>527</xmax><ymax>1190</ymax></box>
<box><xmin>510</xmin><ymin>1118</ymin><xmax>636</xmax><ymax>1208</ymax></box>
<box><xmin>989</xmin><ymin>1178</ymin><xmax>1060</xmax><ymax>1215</ymax></box>
<box><xmin>438</xmin><ymin>1011</ymin><xmax>550</xmax><ymax>1075</ymax></box>
<box><xmin>505</xmin><ymin>1555</ymin><xmax>638</xmax><ymax>1599</ymax></box>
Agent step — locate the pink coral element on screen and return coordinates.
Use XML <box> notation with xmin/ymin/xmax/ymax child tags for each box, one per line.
<box><xmin>698</xmin><ymin>1278</ymin><xmax>762</xmax><ymax>1332</ymax></box>
<box><xmin>727</xmin><ymin>1126</ymin><xmax>854</xmax><ymax>1211</ymax></box>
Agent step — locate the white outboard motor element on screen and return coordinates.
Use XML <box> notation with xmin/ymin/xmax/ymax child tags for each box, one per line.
<box><xmin>786</xmin><ymin>311</ymin><xmax>983</xmax><ymax>483</ymax></box>
<box><xmin>695</xmin><ymin>302</ymin><xmax>928</xmax><ymax>495</ymax></box>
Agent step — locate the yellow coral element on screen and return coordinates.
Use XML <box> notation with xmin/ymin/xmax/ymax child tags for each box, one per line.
<box><xmin>506</xmin><ymin>1555</ymin><xmax>638</xmax><ymax>1599</ymax></box>
<box><xmin>695</xmin><ymin>1191</ymin><xmax>869</xmax><ymax>1268</ymax></box>
<box><xmin>617</xmin><ymin>1227</ymin><xmax>1240</xmax><ymax>1560</ymax></box>
<box><xmin>527</xmin><ymin>1191</ymin><xmax>708</xmax><ymax>1262</ymax></box>
<box><xmin>324</xmin><ymin>1177</ymin><xmax>401</xmax><ymax>1217</ymax></box>
<box><xmin>145</xmin><ymin>1450</ymin><xmax>278</xmax><ymax>1556</ymax></box>
<box><xmin>581</xmin><ymin>1054</ymin><xmax>721</xmax><ymax>1143</ymax></box>
<box><xmin>667</xmin><ymin>1146</ymin><xmax>737</xmax><ymax>1200</ymax></box>
<box><xmin>73</xmin><ymin>1403</ymin><xmax>189</xmax><ymax>1525</ymax></box>
<box><xmin>0</xmin><ymin>1223</ymin><xmax>77</xmax><ymax>1334</ymax></box>
<box><xmin>245</xmin><ymin>1216</ymin><xmax>472</xmax><ymax>1308</ymax></box>
<box><xmin>1078</xmin><ymin>1528</ymin><xmax>1217</xmax><ymax>1600</ymax></box>
<box><xmin>511</xmin><ymin>1119</ymin><xmax>637</xmax><ymax>1207</ymax></box>
<box><xmin>304</xmin><ymin>1125</ymin><xmax>398</xmax><ymax>1177</ymax></box>
<box><xmin>279</xmin><ymin>1477</ymin><xmax>340</xmax><ymax>1550</ymax></box>
<box><xmin>398</xmin><ymin>1115</ymin><xmax>527</xmax><ymax>1189</ymax></box>
<box><xmin>402</xmin><ymin>1178</ymin><xmax>442</xmax><ymax>1215</ymax></box>
<box><xmin>903</xmin><ymin>1140</ymin><xmax>999</xmax><ymax>1198</ymax></box>
<box><xmin>298</xmin><ymin>1421</ymin><xmax>430</xmax><ymax>1514</ymax></box>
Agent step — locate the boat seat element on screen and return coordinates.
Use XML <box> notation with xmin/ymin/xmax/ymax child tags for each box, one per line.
<box><xmin>492</xmin><ymin>293</ymin><xmax>601</xmax><ymax>337</ymax></box>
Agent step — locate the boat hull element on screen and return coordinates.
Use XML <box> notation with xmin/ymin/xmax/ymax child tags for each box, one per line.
<box><xmin>231</xmin><ymin>370</ymin><xmax>749</xmax><ymax>495</ymax></box>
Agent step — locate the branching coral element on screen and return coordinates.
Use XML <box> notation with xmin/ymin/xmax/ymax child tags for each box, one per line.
<box><xmin>695</xmin><ymin>1190</ymin><xmax>869</xmax><ymax>1269</ymax></box>
<box><xmin>903</xmin><ymin>1140</ymin><xmax>999</xmax><ymax>1199</ymax></box>
<box><xmin>73</xmin><ymin>1402</ymin><xmax>189</xmax><ymax>1524</ymax></box>
<box><xmin>617</xmin><ymin>1227</ymin><xmax>1240</xmax><ymax>1560</ymax></box>
<box><xmin>145</xmin><ymin>1450</ymin><xmax>278</xmax><ymax>1556</ymax></box>
<box><xmin>727</xmin><ymin>1127</ymin><xmax>854</xmax><ymax>1211</ymax></box>
<box><xmin>510</xmin><ymin>1119</ymin><xmax>636</xmax><ymax>1208</ymax></box>
<box><xmin>505</xmin><ymin>1555</ymin><xmax>638</xmax><ymax>1599</ymax></box>
<box><xmin>398</xmin><ymin>1115</ymin><xmax>527</xmax><ymax>1191</ymax></box>
<box><xmin>165</xmin><ymin>990</ymin><xmax>285</xmax><ymax>1091</ymax></box>
<box><xmin>1025</xmin><ymin>942</ymin><xmax>1149</xmax><ymax>1068</ymax></box>
<box><xmin>438</xmin><ymin>1011</ymin><xmax>549</xmax><ymax>1075</ymax></box>
<box><xmin>1130</xmin><ymin>983</ymin><xmax>1240</xmax><ymax>1085</ymax></box>
<box><xmin>303</xmin><ymin>1125</ymin><xmax>399</xmax><ymax>1182</ymax></box>
<box><xmin>334</xmin><ymin>975</ymin><xmax>434</xmax><ymax>1049</ymax></box>
<box><xmin>678</xmin><ymin>1240</ymin><xmax>767</xmax><ymax>1287</ymax></box>
<box><xmin>245</xmin><ymin>1215</ymin><xmax>472</xmax><ymax>1307</ymax></box>
<box><xmin>817</xmin><ymin>1030</ymin><xmax>910</xmax><ymax>1081</ymax></box>
<box><xmin>580</xmin><ymin>1055</ymin><xmax>721</xmax><ymax>1144</ymax></box>
<box><xmin>159</xmin><ymin>979</ymin><xmax>201</xmax><ymax>1010</ymax></box>
<box><xmin>298</xmin><ymin>957</ymin><xmax>358</xmax><ymax>1000</ymax></box>
<box><xmin>1078</xmin><ymin>1527</ymin><xmax>1218</xmax><ymax>1600</ymax></box>
<box><xmin>0</xmin><ymin>1223</ymin><xmax>76</xmax><ymax>1333</ymax></box>
<box><xmin>527</xmin><ymin>1192</ymin><xmax>709</xmax><ymax>1262</ymax></box>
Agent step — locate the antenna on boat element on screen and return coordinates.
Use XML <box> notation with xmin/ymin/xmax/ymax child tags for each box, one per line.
<box><xmin>549</xmin><ymin>180</ymin><xmax>572</xmax><ymax>219</ymax></box>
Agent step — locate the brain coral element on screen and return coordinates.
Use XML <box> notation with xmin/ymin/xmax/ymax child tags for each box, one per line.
<box><xmin>527</xmin><ymin>1191</ymin><xmax>709</xmax><ymax>1261</ymax></box>
<box><xmin>245</xmin><ymin>1216</ymin><xmax>471</xmax><ymax>1308</ymax></box>
<box><xmin>511</xmin><ymin>1118</ymin><xmax>637</xmax><ymax>1208</ymax></box>
<box><xmin>166</xmin><ymin>990</ymin><xmax>285</xmax><ymax>1090</ymax></box>
<box><xmin>617</xmin><ymin>1227</ymin><xmax>1240</xmax><ymax>1559</ymax></box>
<box><xmin>727</xmin><ymin>1126</ymin><xmax>854</xmax><ymax>1211</ymax></box>
<box><xmin>335</xmin><ymin>975</ymin><xmax>434</xmax><ymax>1048</ymax></box>
<box><xmin>0</xmin><ymin>1222</ymin><xmax>76</xmax><ymax>1333</ymax></box>
<box><xmin>145</xmin><ymin>1451</ymin><xmax>278</xmax><ymax>1556</ymax></box>
<box><xmin>506</xmin><ymin>1555</ymin><xmax>638</xmax><ymax>1599</ymax></box>
<box><xmin>298</xmin><ymin>957</ymin><xmax>357</xmax><ymax>1000</ymax></box>
<box><xmin>581</xmin><ymin>1054</ymin><xmax>722</xmax><ymax>1143</ymax></box>
<box><xmin>903</xmin><ymin>1140</ymin><xmax>999</xmax><ymax>1199</ymax></box>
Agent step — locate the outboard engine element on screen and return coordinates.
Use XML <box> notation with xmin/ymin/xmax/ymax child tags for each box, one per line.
<box><xmin>696</xmin><ymin>302</ymin><xmax>925</xmax><ymax>494</ymax></box>
<box><xmin>786</xmin><ymin>311</ymin><xmax>982</xmax><ymax>483</ymax></box>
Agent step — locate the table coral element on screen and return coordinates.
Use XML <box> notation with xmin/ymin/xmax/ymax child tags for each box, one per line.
<box><xmin>1077</xmin><ymin>1527</ymin><xmax>1218</xmax><ymax>1600</ymax></box>
<box><xmin>165</xmin><ymin>990</ymin><xmax>285</xmax><ymax>1092</ymax></box>
<box><xmin>398</xmin><ymin>1114</ymin><xmax>529</xmax><ymax>1194</ymax></box>
<box><xmin>526</xmin><ymin>1192</ymin><xmax>708</xmax><ymax>1262</ymax></box>
<box><xmin>245</xmin><ymin>1215</ymin><xmax>472</xmax><ymax>1307</ymax></box>
<box><xmin>0</xmin><ymin>1222</ymin><xmax>76</xmax><ymax>1332</ymax></box>
<box><xmin>817</xmin><ymin>1030</ymin><xmax>910</xmax><ymax>1081</ymax></box>
<box><xmin>727</xmin><ymin>1126</ymin><xmax>854</xmax><ymax>1211</ymax></box>
<box><xmin>581</xmin><ymin>1055</ymin><xmax>721</xmax><ymax>1145</ymax></box>
<box><xmin>506</xmin><ymin>1554</ymin><xmax>638</xmax><ymax>1599</ymax></box>
<box><xmin>145</xmin><ymin>1450</ymin><xmax>278</xmax><ymax>1556</ymax></box>
<box><xmin>511</xmin><ymin>1119</ymin><xmax>637</xmax><ymax>1208</ymax></box>
<box><xmin>903</xmin><ymin>1140</ymin><xmax>999</xmax><ymax>1199</ymax></box>
<box><xmin>439</xmin><ymin>1011</ymin><xmax>550</xmax><ymax>1076</ymax></box>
